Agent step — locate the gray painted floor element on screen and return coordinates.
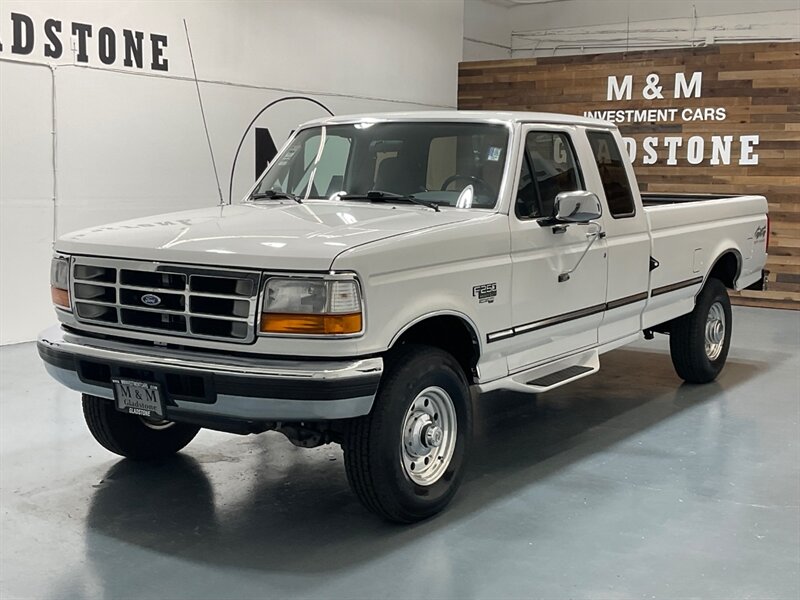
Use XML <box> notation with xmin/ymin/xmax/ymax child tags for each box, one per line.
<box><xmin>1</xmin><ymin>306</ymin><xmax>798</xmax><ymax>600</ymax></box>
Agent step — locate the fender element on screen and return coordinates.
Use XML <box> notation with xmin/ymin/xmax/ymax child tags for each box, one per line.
<box><xmin>388</xmin><ymin>309</ymin><xmax>482</xmax><ymax>354</ymax></box>
<box><xmin>699</xmin><ymin>247</ymin><xmax>742</xmax><ymax>295</ymax></box>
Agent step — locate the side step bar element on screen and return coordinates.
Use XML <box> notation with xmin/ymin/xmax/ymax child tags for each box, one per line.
<box><xmin>477</xmin><ymin>349</ymin><xmax>600</xmax><ymax>394</ymax></box>
<box><xmin>527</xmin><ymin>364</ymin><xmax>594</xmax><ymax>388</ymax></box>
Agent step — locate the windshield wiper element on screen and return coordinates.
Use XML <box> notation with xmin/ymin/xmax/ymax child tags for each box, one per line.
<box><xmin>339</xmin><ymin>190</ymin><xmax>439</xmax><ymax>212</ymax></box>
<box><xmin>249</xmin><ymin>190</ymin><xmax>303</xmax><ymax>204</ymax></box>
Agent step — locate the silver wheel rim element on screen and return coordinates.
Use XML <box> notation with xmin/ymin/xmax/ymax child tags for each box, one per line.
<box><xmin>705</xmin><ymin>301</ymin><xmax>726</xmax><ymax>361</ymax></box>
<box><xmin>139</xmin><ymin>417</ymin><xmax>175</xmax><ymax>431</ymax></box>
<box><xmin>400</xmin><ymin>386</ymin><xmax>457</xmax><ymax>486</ymax></box>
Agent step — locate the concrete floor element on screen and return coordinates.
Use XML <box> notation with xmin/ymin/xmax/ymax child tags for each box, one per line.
<box><xmin>1</xmin><ymin>306</ymin><xmax>798</xmax><ymax>600</ymax></box>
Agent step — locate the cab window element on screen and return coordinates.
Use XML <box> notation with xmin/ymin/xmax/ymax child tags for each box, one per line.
<box><xmin>515</xmin><ymin>131</ymin><xmax>582</xmax><ymax>220</ymax></box>
<box><xmin>254</xmin><ymin>122</ymin><xmax>509</xmax><ymax>209</ymax></box>
<box><xmin>587</xmin><ymin>130</ymin><xmax>636</xmax><ymax>218</ymax></box>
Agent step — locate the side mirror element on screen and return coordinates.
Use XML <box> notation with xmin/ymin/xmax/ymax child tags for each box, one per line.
<box><xmin>553</xmin><ymin>191</ymin><xmax>602</xmax><ymax>223</ymax></box>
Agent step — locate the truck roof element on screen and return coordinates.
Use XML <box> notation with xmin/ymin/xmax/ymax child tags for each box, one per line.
<box><xmin>300</xmin><ymin>110</ymin><xmax>615</xmax><ymax>129</ymax></box>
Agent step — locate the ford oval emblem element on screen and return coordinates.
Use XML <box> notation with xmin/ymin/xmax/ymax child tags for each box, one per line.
<box><xmin>141</xmin><ymin>294</ymin><xmax>162</xmax><ymax>306</ymax></box>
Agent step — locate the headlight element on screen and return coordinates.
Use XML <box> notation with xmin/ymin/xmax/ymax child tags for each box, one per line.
<box><xmin>50</xmin><ymin>254</ymin><xmax>71</xmax><ymax>311</ymax></box>
<box><xmin>259</xmin><ymin>276</ymin><xmax>363</xmax><ymax>335</ymax></box>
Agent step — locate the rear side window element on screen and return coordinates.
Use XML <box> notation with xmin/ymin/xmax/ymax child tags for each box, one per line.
<box><xmin>587</xmin><ymin>131</ymin><xmax>635</xmax><ymax>218</ymax></box>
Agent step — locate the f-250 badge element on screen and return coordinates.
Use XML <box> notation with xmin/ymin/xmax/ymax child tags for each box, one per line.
<box><xmin>472</xmin><ymin>283</ymin><xmax>497</xmax><ymax>304</ymax></box>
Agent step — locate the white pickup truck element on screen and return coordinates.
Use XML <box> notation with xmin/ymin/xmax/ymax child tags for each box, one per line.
<box><xmin>38</xmin><ymin>111</ymin><xmax>768</xmax><ymax>522</ymax></box>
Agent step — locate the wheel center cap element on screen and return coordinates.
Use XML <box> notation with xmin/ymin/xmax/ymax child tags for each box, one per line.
<box><xmin>405</xmin><ymin>414</ymin><xmax>435</xmax><ymax>458</ymax></box>
<box><xmin>423</xmin><ymin>424</ymin><xmax>443</xmax><ymax>448</ymax></box>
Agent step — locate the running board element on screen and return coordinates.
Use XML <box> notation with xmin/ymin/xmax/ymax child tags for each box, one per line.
<box><xmin>526</xmin><ymin>365</ymin><xmax>594</xmax><ymax>388</ymax></box>
<box><xmin>477</xmin><ymin>349</ymin><xmax>600</xmax><ymax>394</ymax></box>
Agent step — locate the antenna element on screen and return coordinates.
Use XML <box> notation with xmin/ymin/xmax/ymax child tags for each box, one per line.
<box><xmin>227</xmin><ymin>97</ymin><xmax>334</xmax><ymax>204</ymax></box>
<box><xmin>183</xmin><ymin>19</ymin><xmax>225</xmax><ymax>206</ymax></box>
<box><xmin>625</xmin><ymin>7</ymin><xmax>630</xmax><ymax>54</ymax></box>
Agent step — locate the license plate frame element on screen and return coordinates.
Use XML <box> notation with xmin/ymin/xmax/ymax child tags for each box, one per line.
<box><xmin>112</xmin><ymin>378</ymin><xmax>165</xmax><ymax>419</ymax></box>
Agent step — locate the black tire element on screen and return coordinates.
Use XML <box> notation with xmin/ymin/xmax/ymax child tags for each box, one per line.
<box><xmin>82</xmin><ymin>394</ymin><xmax>200</xmax><ymax>460</ymax></box>
<box><xmin>669</xmin><ymin>278</ymin><xmax>732</xmax><ymax>384</ymax></box>
<box><xmin>343</xmin><ymin>344</ymin><xmax>472</xmax><ymax>523</ymax></box>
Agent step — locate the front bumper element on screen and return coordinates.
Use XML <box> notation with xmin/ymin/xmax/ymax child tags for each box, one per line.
<box><xmin>37</xmin><ymin>325</ymin><xmax>382</xmax><ymax>423</ymax></box>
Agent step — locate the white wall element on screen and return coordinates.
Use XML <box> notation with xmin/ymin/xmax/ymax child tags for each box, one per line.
<box><xmin>464</xmin><ymin>0</ymin><xmax>511</xmax><ymax>61</ymax></box>
<box><xmin>0</xmin><ymin>0</ymin><xmax>465</xmax><ymax>344</ymax></box>
<box><xmin>464</xmin><ymin>0</ymin><xmax>800</xmax><ymax>60</ymax></box>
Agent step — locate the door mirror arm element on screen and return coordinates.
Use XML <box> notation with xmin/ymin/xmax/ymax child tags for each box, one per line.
<box><xmin>529</xmin><ymin>190</ymin><xmax>606</xmax><ymax>280</ymax></box>
<box><xmin>545</xmin><ymin>221</ymin><xmax>604</xmax><ymax>235</ymax></box>
<box><xmin>557</xmin><ymin>222</ymin><xmax>605</xmax><ymax>282</ymax></box>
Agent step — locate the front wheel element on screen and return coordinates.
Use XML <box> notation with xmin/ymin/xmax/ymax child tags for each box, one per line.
<box><xmin>82</xmin><ymin>394</ymin><xmax>200</xmax><ymax>460</ymax></box>
<box><xmin>669</xmin><ymin>278</ymin><xmax>732</xmax><ymax>384</ymax></box>
<box><xmin>343</xmin><ymin>345</ymin><xmax>472</xmax><ymax>523</ymax></box>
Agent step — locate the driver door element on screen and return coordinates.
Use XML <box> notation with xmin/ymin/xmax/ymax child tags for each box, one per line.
<box><xmin>505</xmin><ymin>125</ymin><xmax>608</xmax><ymax>372</ymax></box>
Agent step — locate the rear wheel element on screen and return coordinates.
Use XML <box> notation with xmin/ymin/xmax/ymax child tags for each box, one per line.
<box><xmin>343</xmin><ymin>345</ymin><xmax>472</xmax><ymax>523</ymax></box>
<box><xmin>82</xmin><ymin>394</ymin><xmax>200</xmax><ymax>460</ymax></box>
<box><xmin>669</xmin><ymin>278</ymin><xmax>732</xmax><ymax>383</ymax></box>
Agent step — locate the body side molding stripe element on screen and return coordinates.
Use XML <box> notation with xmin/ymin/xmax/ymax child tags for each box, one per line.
<box><xmin>486</xmin><ymin>292</ymin><xmax>648</xmax><ymax>344</ymax></box>
<box><xmin>513</xmin><ymin>303</ymin><xmax>607</xmax><ymax>336</ymax></box>
<box><xmin>486</xmin><ymin>329</ymin><xmax>515</xmax><ymax>343</ymax></box>
<box><xmin>606</xmin><ymin>291</ymin><xmax>649</xmax><ymax>310</ymax></box>
<box><xmin>487</xmin><ymin>276</ymin><xmax>704</xmax><ymax>344</ymax></box>
<box><xmin>651</xmin><ymin>276</ymin><xmax>704</xmax><ymax>297</ymax></box>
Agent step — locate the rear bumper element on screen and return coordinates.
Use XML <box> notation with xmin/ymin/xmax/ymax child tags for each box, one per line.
<box><xmin>744</xmin><ymin>269</ymin><xmax>770</xmax><ymax>292</ymax></box>
<box><xmin>37</xmin><ymin>325</ymin><xmax>382</xmax><ymax>422</ymax></box>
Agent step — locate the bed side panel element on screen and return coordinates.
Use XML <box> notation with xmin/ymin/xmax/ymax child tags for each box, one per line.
<box><xmin>643</xmin><ymin>195</ymin><xmax>768</xmax><ymax>328</ymax></box>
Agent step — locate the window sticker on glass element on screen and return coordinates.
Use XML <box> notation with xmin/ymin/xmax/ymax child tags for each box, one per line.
<box><xmin>487</xmin><ymin>146</ymin><xmax>503</xmax><ymax>162</ymax></box>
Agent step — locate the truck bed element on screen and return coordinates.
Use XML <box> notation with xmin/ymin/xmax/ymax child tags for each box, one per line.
<box><xmin>641</xmin><ymin>192</ymin><xmax>739</xmax><ymax>206</ymax></box>
<box><xmin>641</xmin><ymin>192</ymin><xmax>768</xmax><ymax>329</ymax></box>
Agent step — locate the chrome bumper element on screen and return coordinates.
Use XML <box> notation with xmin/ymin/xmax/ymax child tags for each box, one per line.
<box><xmin>37</xmin><ymin>325</ymin><xmax>382</xmax><ymax>422</ymax></box>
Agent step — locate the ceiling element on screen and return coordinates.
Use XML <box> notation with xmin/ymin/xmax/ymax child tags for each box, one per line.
<box><xmin>481</xmin><ymin>0</ymin><xmax>572</xmax><ymax>8</ymax></box>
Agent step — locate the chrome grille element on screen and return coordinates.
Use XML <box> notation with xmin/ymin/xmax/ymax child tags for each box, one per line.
<box><xmin>71</xmin><ymin>257</ymin><xmax>261</xmax><ymax>343</ymax></box>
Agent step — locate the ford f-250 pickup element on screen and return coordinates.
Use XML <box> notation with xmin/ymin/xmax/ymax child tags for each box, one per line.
<box><xmin>38</xmin><ymin>111</ymin><xmax>769</xmax><ymax>523</ymax></box>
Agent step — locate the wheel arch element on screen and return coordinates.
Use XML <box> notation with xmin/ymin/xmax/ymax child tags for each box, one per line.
<box><xmin>705</xmin><ymin>248</ymin><xmax>742</xmax><ymax>290</ymax></box>
<box><xmin>388</xmin><ymin>311</ymin><xmax>481</xmax><ymax>383</ymax></box>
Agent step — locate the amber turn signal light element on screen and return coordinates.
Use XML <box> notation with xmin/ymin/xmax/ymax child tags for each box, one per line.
<box><xmin>51</xmin><ymin>286</ymin><xmax>71</xmax><ymax>310</ymax></box>
<box><xmin>260</xmin><ymin>312</ymin><xmax>362</xmax><ymax>335</ymax></box>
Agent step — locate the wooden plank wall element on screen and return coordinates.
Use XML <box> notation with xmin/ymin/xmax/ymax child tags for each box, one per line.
<box><xmin>458</xmin><ymin>42</ymin><xmax>800</xmax><ymax>309</ymax></box>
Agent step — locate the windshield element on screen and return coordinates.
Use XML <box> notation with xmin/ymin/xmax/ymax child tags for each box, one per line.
<box><xmin>250</xmin><ymin>121</ymin><xmax>510</xmax><ymax>209</ymax></box>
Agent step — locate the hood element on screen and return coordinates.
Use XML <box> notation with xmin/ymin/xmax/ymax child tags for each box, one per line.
<box><xmin>55</xmin><ymin>201</ymin><xmax>479</xmax><ymax>271</ymax></box>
